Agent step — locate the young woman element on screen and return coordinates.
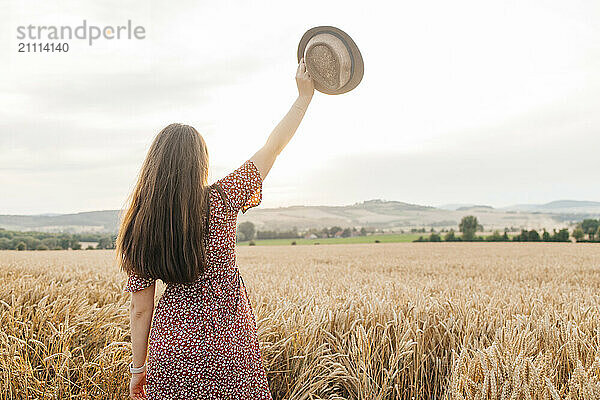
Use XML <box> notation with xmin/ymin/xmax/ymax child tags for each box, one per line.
<box><xmin>118</xmin><ymin>59</ymin><xmax>314</xmax><ymax>399</ymax></box>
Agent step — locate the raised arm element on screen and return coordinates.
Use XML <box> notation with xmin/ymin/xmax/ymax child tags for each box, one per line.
<box><xmin>250</xmin><ymin>58</ymin><xmax>314</xmax><ymax>181</ymax></box>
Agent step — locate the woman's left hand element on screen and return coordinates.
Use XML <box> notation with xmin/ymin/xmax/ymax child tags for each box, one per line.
<box><xmin>129</xmin><ymin>371</ymin><xmax>147</xmax><ymax>399</ymax></box>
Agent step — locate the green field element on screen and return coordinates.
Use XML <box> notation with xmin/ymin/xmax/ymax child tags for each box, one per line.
<box><xmin>236</xmin><ymin>233</ymin><xmax>422</xmax><ymax>246</ymax></box>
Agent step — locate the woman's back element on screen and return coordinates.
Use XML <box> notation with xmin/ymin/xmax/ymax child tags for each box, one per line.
<box><xmin>124</xmin><ymin>159</ymin><xmax>271</xmax><ymax>399</ymax></box>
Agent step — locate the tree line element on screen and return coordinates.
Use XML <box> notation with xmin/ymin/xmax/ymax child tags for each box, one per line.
<box><xmin>3</xmin><ymin>216</ymin><xmax>599</xmax><ymax>249</ymax></box>
<box><xmin>571</xmin><ymin>219</ymin><xmax>600</xmax><ymax>242</ymax></box>
<box><xmin>236</xmin><ymin>222</ymin><xmax>371</xmax><ymax>242</ymax></box>
<box><xmin>0</xmin><ymin>229</ymin><xmax>116</xmax><ymax>251</ymax></box>
<box><xmin>414</xmin><ymin>216</ymin><xmax>585</xmax><ymax>243</ymax></box>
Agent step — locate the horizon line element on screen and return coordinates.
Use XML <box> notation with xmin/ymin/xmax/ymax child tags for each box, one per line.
<box><xmin>3</xmin><ymin>198</ymin><xmax>600</xmax><ymax>217</ymax></box>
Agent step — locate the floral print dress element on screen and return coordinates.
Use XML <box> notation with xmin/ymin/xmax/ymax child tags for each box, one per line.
<box><xmin>124</xmin><ymin>159</ymin><xmax>272</xmax><ymax>399</ymax></box>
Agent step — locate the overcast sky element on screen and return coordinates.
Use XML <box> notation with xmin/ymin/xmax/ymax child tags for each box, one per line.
<box><xmin>1</xmin><ymin>0</ymin><xmax>599</xmax><ymax>215</ymax></box>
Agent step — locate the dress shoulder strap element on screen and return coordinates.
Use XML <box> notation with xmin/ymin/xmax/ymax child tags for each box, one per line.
<box><xmin>211</xmin><ymin>183</ymin><xmax>228</xmax><ymax>206</ymax></box>
<box><xmin>204</xmin><ymin>183</ymin><xmax>229</xmax><ymax>234</ymax></box>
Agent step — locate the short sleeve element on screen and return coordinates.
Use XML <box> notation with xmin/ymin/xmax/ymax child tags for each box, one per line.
<box><xmin>124</xmin><ymin>272</ymin><xmax>156</xmax><ymax>293</ymax></box>
<box><xmin>216</xmin><ymin>159</ymin><xmax>263</xmax><ymax>214</ymax></box>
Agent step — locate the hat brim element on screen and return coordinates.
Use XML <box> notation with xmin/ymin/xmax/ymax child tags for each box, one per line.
<box><xmin>297</xmin><ymin>26</ymin><xmax>364</xmax><ymax>95</ymax></box>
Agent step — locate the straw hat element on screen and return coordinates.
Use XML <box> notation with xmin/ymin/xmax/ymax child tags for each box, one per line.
<box><xmin>297</xmin><ymin>26</ymin><xmax>364</xmax><ymax>95</ymax></box>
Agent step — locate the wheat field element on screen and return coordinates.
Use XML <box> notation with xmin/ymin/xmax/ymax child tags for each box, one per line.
<box><xmin>1</xmin><ymin>243</ymin><xmax>600</xmax><ymax>399</ymax></box>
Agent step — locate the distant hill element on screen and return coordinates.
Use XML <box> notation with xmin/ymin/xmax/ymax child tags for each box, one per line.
<box><xmin>503</xmin><ymin>200</ymin><xmax>600</xmax><ymax>214</ymax></box>
<box><xmin>236</xmin><ymin>200</ymin><xmax>572</xmax><ymax>232</ymax></box>
<box><xmin>456</xmin><ymin>205</ymin><xmax>494</xmax><ymax>211</ymax></box>
<box><xmin>2</xmin><ymin>199</ymin><xmax>599</xmax><ymax>234</ymax></box>
<box><xmin>438</xmin><ymin>204</ymin><xmax>494</xmax><ymax>211</ymax></box>
<box><xmin>0</xmin><ymin>210</ymin><xmax>120</xmax><ymax>233</ymax></box>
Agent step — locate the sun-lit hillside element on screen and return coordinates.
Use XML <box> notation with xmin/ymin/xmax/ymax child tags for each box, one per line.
<box><xmin>3</xmin><ymin>199</ymin><xmax>598</xmax><ymax>234</ymax></box>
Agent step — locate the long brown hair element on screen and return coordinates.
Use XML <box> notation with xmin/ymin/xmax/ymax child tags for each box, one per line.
<box><xmin>116</xmin><ymin>123</ymin><xmax>210</xmax><ymax>284</ymax></box>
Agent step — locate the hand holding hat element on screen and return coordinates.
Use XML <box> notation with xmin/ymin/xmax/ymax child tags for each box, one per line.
<box><xmin>297</xmin><ymin>26</ymin><xmax>364</xmax><ymax>95</ymax></box>
<box><xmin>296</xmin><ymin>57</ymin><xmax>315</xmax><ymax>100</ymax></box>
